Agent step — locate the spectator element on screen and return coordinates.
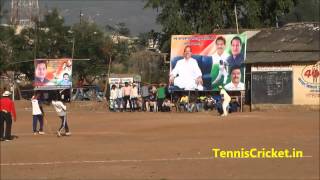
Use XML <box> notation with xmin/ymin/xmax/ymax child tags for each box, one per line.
<box><xmin>187</xmin><ymin>96</ymin><xmax>196</xmax><ymax>112</ymax></box>
<box><xmin>179</xmin><ymin>94</ymin><xmax>189</xmax><ymax>112</ymax></box>
<box><xmin>122</xmin><ymin>82</ymin><xmax>132</xmax><ymax>112</ymax></box>
<box><xmin>109</xmin><ymin>85</ymin><xmax>117</xmax><ymax>112</ymax></box>
<box><xmin>196</xmin><ymin>95</ymin><xmax>206</xmax><ymax>112</ymax></box>
<box><xmin>229</xmin><ymin>98</ymin><xmax>240</xmax><ymax>113</ymax></box>
<box><xmin>204</xmin><ymin>94</ymin><xmax>215</xmax><ymax>111</ymax></box>
<box><xmin>116</xmin><ymin>84</ymin><xmax>124</xmax><ymax>112</ymax></box>
<box><xmin>146</xmin><ymin>92</ymin><xmax>157</xmax><ymax>112</ymax></box>
<box><xmin>136</xmin><ymin>96</ymin><xmax>143</xmax><ymax>111</ymax></box>
<box><xmin>151</xmin><ymin>85</ymin><xmax>157</xmax><ymax>94</ymax></box>
<box><xmin>72</xmin><ymin>78</ymin><xmax>84</xmax><ymax>100</ymax></box>
<box><xmin>213</xmin><ymin>94</ymin><xmax>223</xmax><ymax>115</ymax></box>
<box><xmin>130</xmin><ymin>83</ymin><xmax>138</xmax><ymax>111</ymax></box>
<box><xmin>156</xmin><ymin>83</ymin><xmax>166</xmax><ymax>112</ymax></box>
<box><xmin>140</xmin><ymin>84</ymin><xmax>150</xmax><ymax>111</ymax></box>
<box><xmin>162</xmin><ymin>99</ymin><xmax>172</xmax><ymax>112</ymax></box>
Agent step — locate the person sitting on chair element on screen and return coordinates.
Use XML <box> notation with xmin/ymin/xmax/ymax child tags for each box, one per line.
<box><xmin>179</xmin><ymin>94</ymin><xmax>189</xmax><ymax>112</ymax></box>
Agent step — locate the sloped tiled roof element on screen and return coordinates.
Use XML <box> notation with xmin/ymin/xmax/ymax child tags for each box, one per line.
<box><xmin>246</xmin><ymin>22</ymin><xmax>320</xmax><ymax>64</ymax></box>
<box><xmin>246</xmin><ymin>51</ymin><xmax>319</xmax><ymax>64</ymax></box>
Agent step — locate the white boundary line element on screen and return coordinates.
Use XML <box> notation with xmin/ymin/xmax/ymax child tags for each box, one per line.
<box><xmin>14</xmin><ymin>131</ymin><xmax>129</xmax><ymax>136</ymax></box>
<box><xmin>1</xmin><ymin>157</ymin><xmax>212</xmax><ymax>166</ymax></box>
<box><xmin>0</xmin><ymin>156</ymin><xmax>313</xmax><ymax>166</ymax></box>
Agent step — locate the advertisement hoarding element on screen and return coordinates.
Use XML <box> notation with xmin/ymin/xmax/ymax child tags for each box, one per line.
<box><xmin>170</xmin><ymin>34</ymin><xmax>247</xmax><ymax>91</ymax></box>
<box><xmin>33</xmin><ymin>58</ymin><xmax>72</xmax><ymax>90</ymax></box>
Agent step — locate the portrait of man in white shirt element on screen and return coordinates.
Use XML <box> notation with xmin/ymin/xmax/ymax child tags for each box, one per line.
<box><xmin>169</xmin><ymin>46</ymin><xmax>203</xmax><ymax>90</ymax></box>
<box><xmin>211</xmin><ymin>36</ymin><xmax>229</xmax><ymax>85</ymax></box>
<box><xmin>211</xmin><ymin>36</ymin><xmax>229</xmax><ymax>64</ymax></box>
<box><xmin>224</xmin><ymin>66</ymin><xmax>245</xmax><ymax>91</ymax></box>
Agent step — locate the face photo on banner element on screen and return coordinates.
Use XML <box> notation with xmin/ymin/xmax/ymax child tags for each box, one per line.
<box><xmin>33</xmin><ymin>59</ymin><xmax>73</xmax><ymax>89</ymax></box>
<box><xmin>34</xmin><ymin>60</ymin><xmax>50</xmax><ymax>86</ymax></box>
<box><xmin>170</xmin><ymin>34</ymin><xmax>247</xmax><ymax>91</ymax></box>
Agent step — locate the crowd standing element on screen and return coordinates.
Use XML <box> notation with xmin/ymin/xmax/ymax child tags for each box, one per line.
<box><xmin>108</xmin><ymin>82</ymin><xmax>240</xmax><ymax>115</ymax></box>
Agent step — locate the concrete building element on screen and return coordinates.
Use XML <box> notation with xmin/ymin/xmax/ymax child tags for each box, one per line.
<box><xmin>246</xmin><ymin>22</ymin><xmax>319</xmax><ymax>107</ymax></box>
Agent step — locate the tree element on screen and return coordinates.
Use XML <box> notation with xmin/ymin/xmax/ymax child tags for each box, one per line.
<box><xmin>0</xmin><ymin>26</ymin><xmax>15</xmax><ymax>74</ymax></box>
<box><xmin>281</xmin><ymin>0</ymin><xmax>319</xmax><ymax>23</ymax></box>
<box><xmin>0</xmin><ymin>0</ymin><xmax>8</xmax><ymax>23</ymax></box>
<box><xmin>128</xmin><ymin>50</ymin><xmax>166</xmax><ymax>83</ymax></box>
<box><xmin>6</xmin><ymin>9</ymin><xmax>71</xmax><ymax>79</ymax></box>
<box><xmin>144</xmin><ymin>0</ymin><xmax>299</xmax><ymax>52</ymax></box>
<box><xmin>105</xmin><ymin>22</ymin><xmax>130</xmax><ymax>36</ymax></box>
<box><xmin>71</xmin><ymin>21</ymin><xmax>106</xmax><ymax>83</ymax></box>
<box><xmin>1</xmin><ymin>9</ymin><xmax>109</xmax><ymax>83</ymax></box>
<box><xmin>37</xmin><ymin>9</ymin><xmax>70</xmax><ymax>58</ymax></box>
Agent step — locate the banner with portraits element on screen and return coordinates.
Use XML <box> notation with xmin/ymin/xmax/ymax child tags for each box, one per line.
<box><xmin>170</xmin><ymin>34</ymin><xmax>247</xmax><ymax>91</ymax></box>
<box><xmin>33</xmin><ymin>58</ymin><xmax>73</xmax><ymax>90</ymax></box>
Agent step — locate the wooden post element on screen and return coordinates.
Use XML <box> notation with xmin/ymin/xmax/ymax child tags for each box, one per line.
<box><xmin>234</xmin><ymin>4</ymin><xmax>239</xmax><ymax>34</ymax></box>
<box><xmin>11</xmin><ymin>73</ymin><xmax>15</xmax><ymax>101</ymax></box>
<box><xmin>103</xmin><ymin>55</ymin><xmax>112</xmax><ymax>98</ymax></box>
<box><xmin>240</xmin><ymin>91</ymin><xmax>244</xmax><ymax>112</ymax></box>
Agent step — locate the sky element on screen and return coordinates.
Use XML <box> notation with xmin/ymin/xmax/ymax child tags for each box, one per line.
<box><xmin>2</xmin><ymin>0</ymin><xmax>162</xmax><ymax>36</ymax></box>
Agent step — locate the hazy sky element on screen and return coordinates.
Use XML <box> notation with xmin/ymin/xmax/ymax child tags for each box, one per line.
<box><xmin>2</xmin><ymin>0</ymin><xmax>161</xmax><ymax>36</ymax></box>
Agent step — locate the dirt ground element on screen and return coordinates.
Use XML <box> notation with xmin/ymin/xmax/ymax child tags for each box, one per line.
<box><xmin>1</xmin><ymin>101</ymin><xmax>319</xmax><ymax>180</ymax></box>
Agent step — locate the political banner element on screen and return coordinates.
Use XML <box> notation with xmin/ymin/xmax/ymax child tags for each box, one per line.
<box><xmin>170</xmin><ymin>34</ymin><xmax>247</xmax><ymax>91</ymax></box>
<box><xmin>33</xmin><ymin>58</ymin><xmax>72</xmax><ymax>90</ymax></box>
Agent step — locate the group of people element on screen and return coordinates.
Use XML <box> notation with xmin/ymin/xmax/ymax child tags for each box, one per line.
<box><xmin>72</xmin><ymin>78</ymin><xmax>104</xmax><ymax>101</ymax></box>
<box><xmin>109</xmin><ymin>82</ymin><xmax>171</xmax><ymax>112</ymax></box>
<box><xmin>108</xmin><ymin>82</ymin><xmax>240</xmax><ymax>116</ymax></box>
<box><xmin>0</xmin><ymin>90</ymin><xmax>71</xmax><ymax>141</ymax></box>
<box><xmin>176</xmin><ymin>86</ymin><xmax>239</xmax><ymax>116</ymax></box>
<box><xmin>31</xmin><ymin>91</ymin><xmax>71</xmax><ymax>137</ymax></box>
<box><xmin>170</xmin><ymin>36</ymin><xmax>245</xmax><ymax>91</ymax></box>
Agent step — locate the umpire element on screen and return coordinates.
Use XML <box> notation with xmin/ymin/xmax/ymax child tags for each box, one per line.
<box><xmin>0</xmin><ymin>91</ymin><xmax>17</xmax><ymax>141</ymax></box>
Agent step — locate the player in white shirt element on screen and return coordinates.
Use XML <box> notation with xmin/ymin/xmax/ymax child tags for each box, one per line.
<box><xmin>52</xmin><ymin>94</ymin><xmax>71</xmax><ymax>137</ymax></box>
<box><xmin>219</xmin><ymin>86</ymin><xmax>231</xmax><ymax>116</ymax></box>
<box><xmin>169</xmin><ymin>46</ymin><xmax>203</xmax><ymax>90</ymax></box>
<box><xmin>31</xmin><ymin>93</ymin><xmax>45</xmax><ymax>135</ymax></box>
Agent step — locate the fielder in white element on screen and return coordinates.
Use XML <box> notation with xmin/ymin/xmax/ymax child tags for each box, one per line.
<box><xmin>52</xmin><ymin>94</ymin><xmax>71</xmax><ymax>137</ymax></box>
<box><xmin>219</xmin><ymin>86</ymin><xmax>231</xmax><ymax>116</ymax></box>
